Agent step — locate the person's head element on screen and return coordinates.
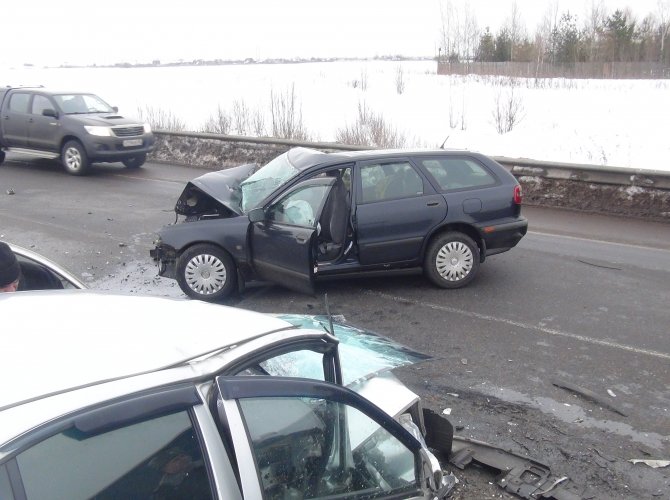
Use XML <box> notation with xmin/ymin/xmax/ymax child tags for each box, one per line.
<box><xmin>0</xmin><ymin>242</ymin><xmax>20</xmax><ymax>293</ymax></box>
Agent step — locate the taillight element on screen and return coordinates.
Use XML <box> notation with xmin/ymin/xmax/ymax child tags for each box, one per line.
<box><xmin>513</xmin><ymin>185</ymin><xmax>522</xmax><ymax>204</ymax></box>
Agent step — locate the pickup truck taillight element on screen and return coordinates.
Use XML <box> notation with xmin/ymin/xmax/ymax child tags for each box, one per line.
<box><xmin>513</xmin><ymin>185</ymin><xmax>523</xmax><ymax>204</ymax></box>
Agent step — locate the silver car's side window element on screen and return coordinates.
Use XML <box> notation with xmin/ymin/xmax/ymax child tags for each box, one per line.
<box><xmin>15</xmin><ymin>410</ymin><xmax>213</xmax><ymax>500</ymax></box>
<box><xmin>238</xmin><ymin>396</ymin><xmax>418</xmax><ymax>499</ymax></box>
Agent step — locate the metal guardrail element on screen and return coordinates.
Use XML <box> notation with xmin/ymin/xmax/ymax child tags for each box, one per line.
<box><xmin>154</xmin><ymin>131</ymin><xmax>670</xmax><ymax>190</ymax></box>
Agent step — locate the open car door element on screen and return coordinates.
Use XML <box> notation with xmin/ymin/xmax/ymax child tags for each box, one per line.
<box><xmin>215</xmin><ymin>376</ymin><xmax>443</xmax><ymax>500</ymax></box>
<box><xmin>248</xmin><ymin>177</ymin><xmax>337</xmax><ymax>295</ymax></box>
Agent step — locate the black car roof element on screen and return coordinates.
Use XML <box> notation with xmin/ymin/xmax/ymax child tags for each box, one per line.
<box><xmin>296</xmin><ymin>147</ymin><xmax>481</xmax><ymax>170</ymax></box>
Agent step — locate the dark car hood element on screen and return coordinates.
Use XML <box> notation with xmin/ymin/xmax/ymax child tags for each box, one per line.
<box><xmin>65</xmin><ymin>114</ymin><xmax>145</xmax><ymax>126</ymax></box>
<box><xmin>175</xmin><ymin>163</ymin><xmax>258</xmax><ymax>216</ymax></box>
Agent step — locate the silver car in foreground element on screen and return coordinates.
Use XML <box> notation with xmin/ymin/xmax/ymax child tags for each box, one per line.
<box><xmin>1</xmin><ymin>291</ymin><xmax>450</xmax><ymax>500</ymax></box>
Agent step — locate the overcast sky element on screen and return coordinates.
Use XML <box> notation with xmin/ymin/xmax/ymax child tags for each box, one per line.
<box><xmin>2</xmin><ymin>0</ymin><xmax>664</xmax><ymax>67</ymax></box>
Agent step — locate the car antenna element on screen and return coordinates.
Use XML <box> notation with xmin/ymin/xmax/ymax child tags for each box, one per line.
<box><xmin>324</xmin><ymin>293</ymin><xmax>335</xmax><ymax>336</ymax></box>
<box><xmin>440</xmin><ymin>136</ymin><xmax>449</xmax><ymax>149</ymax></box>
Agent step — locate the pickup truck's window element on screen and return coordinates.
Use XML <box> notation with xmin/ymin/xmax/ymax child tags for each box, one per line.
<box><xmin>31</xmin><ymin>95</ymin><xmax>52</xmax><ymax>115</ymax></box>
<box><xmin>420</xmin><ymin>158</ymin><xmax>497</xmax><ymax>191</ymax></box>
<box><xmin>239</xmin><ymin>396</ymin><xmax>418</xmax><ymax>499</ymax></box>
<box><xmin>15</xmin><ymin>410</ymin><xmax>213</xmax><ymax>500</ymax></box>
<box><xmin>8</xmin><ymin>93</ymin><xmax>30</xmax><ymax>113</ymax></box>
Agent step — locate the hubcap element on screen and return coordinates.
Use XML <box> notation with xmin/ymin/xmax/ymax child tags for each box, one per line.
<box><xmin>65</xmin><ymin>148</ymin><xmax>81</xmax><ymax>171</ymax></box>
<box><xmin>185</xmin><ymin>254</ymin><xmax>227</xmax><ymax>295</ymax></box>
<box><xmin>435</xmin><ymin>241</ymin><xmax>473</xmax><ymax>282</ymax></box>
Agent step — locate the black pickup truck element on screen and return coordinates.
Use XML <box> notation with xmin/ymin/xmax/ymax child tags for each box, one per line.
<box><xmin>0</xmin><ymin>86</ymin><xmax>155</xmax><ymax>175</ymax></box>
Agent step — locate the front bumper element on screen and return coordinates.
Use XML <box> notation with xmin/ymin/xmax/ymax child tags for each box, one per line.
<box><xmin>83</xmin><ymin>133</ymin><xmax>156</xmax><ymax>161</ymax></box>
<box><xmin>150</xmin><ymin>243</ymin><xmax>177</xmax><ymax>279</ymax></box>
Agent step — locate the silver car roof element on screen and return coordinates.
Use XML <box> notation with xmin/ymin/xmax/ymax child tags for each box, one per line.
<box><xmin>0</xmin><ymin>291</ymin><xmax>294</xmax><ymax>413</ymax></box>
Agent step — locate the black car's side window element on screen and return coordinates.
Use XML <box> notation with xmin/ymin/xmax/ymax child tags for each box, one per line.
<box><xmin>360</xmin><ymin>162</ymin><xmax>424</xmax><ymax>203</ymax></box>
<box><xmin>420</xmin><ymin>158</ymin><xmax>497</xmax><ymax>191</ymax></box>
<box><xmin>8</xmin><ymin>93</ymin><xmax>30</xmax><ymax>113</ymax></box>
<box><xmin>268</xmin><ymin>184</ymin><xmax>330</xmax><ymax>227</ymax></box>
<box><xmin>31</xmin><ymin>95</ymin><xmax>52</xmax><ymax>116</ymax></box>
<box><xmin>14</xmin><ymin>410</ymin><xmax>213</xmax><ymax>499</ymax></box>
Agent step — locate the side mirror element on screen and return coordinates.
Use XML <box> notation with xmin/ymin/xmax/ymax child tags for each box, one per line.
<box><xmin>112</xmin><ymin>106</ymin><xmax>118</xmax><ymax>112</ymax></box>
<box><xmin>248</xmin><ymin>208</ymin><xmax>266</xmax><ymax>223</ymax></box>
<box><xmin>42</xmin><ymin>108</ymin><xmax>58</xmax><ymax>118</ymax></box>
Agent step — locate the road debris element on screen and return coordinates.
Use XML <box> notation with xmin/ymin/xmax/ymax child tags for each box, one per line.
<box><xmin>6</xmin><ymin>188</ymin><xmax>15</xmax><ymax>195</ymax></box>
<box><xmin>607</xmin><ymin>389</ymin><xmax>616</xmax><ymax>398</ymax></box>
<box><xmin>551</xmin><ymin>378</ymin><xmax>628</xmax><ymax>417</ymax></box>
<box><xmin>628</xmin><ymin>459</ymin><xmax>670</xmax><ymax>468</ymax></box>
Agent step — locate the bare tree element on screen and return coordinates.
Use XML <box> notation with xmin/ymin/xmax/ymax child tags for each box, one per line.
<box><xmin>658</xmin><ymin>0</ymin><xmax>670</xmax><ymax>62</ymax></box>
<box><xmin>336</xmin><ymin>102</ymin><xmax>406</xmax><ymax>148</ymax></box>
<box><xmin>395</xmin><ymin>66</ymin><xmax>405</xmax><ymax>94</ymax></box>
<box><xmin>137</xmin><ymin>106</ymin><xmax>185</xmax><ymax>132</ymax></box>
<box><xmin>200</xmin><ymin>105</ymin><xmax>231</xmax><ymax>134</ymax></box>
<box><xmin>492</xmin><ymin>82</ymin><xmax>524</xmax><ymax>134</ymax></box>
<box><xmin>232</xmin><ymin>99</ymin><xmax>249</xmax><ymax>135</ymax></box>
<box><xmin>270</xmin><ymin>84</ymin><xmax>309</xmax><ymax>140</ymax></box>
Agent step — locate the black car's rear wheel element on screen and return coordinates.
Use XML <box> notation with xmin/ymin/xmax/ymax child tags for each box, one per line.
<box><xmin>176</xmin><ymin>244</ymin><xmax>236</xmax><ymax>301</ymax></box>
<box><xmin>122</xmin><ymin>154</ymin><xmax>147</xmax><ymax>169</ymax></box>
<box><xmin>62</xmin><ymin>140</ymin><xmax>90</xmax><ymax>175</ymax></box>
<box><xmin>425</xmin><ymin>232</ymin><xmax>480</xmax><ymax>289</ymax></box>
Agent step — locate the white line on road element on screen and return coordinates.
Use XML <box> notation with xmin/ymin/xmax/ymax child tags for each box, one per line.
<box><xmin>365</xmin><ymin>290</ymin><xmax>670</xmax><ymax>361</ymax></box>
<box><xmin>528</xmin><ymin>230</ymin><xmax>670</xmax><ymax>252</ymax></box>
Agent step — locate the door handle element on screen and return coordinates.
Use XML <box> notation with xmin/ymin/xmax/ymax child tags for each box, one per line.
<box><xmin>426</xmin><ymin>202</ymin><xmax>439</xmax><ymax>206</ymax></box>
<box><xmin>296</xmin><ymin>237</ymin><xmax>307</xmax><ymax>244</ymax></box>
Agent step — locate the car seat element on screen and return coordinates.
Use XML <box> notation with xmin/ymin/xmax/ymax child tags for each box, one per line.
<box><xmin>318</xmin><ymin>177</ymin><xmax>349</xmax><ymax>261</ymax></box>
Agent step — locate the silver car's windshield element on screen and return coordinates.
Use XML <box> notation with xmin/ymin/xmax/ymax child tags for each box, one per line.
<box><xmin>240</xmin><ymin>151</ymin><xmax>299</xmax><ymax>212</ymax></box>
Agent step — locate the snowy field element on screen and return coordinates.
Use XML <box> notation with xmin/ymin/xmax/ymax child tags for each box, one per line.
<box><xmin>3</xmin><ymin>60</ymin><xmax>669</xmax><ymax>172</ymax></box>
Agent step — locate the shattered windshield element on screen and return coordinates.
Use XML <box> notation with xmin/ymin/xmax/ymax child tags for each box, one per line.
<box><xmin>276</xmin><ymin>315</ymin><xmax>431</xmax><ymax>385</ymax></box>
<box><xmin>240</xmin><ymin>151</ymin><xmax>299</xmax><ymax>212</ymax></box>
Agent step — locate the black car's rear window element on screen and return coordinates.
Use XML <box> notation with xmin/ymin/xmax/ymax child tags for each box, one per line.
<box><xmin>419</xmin><ymin>157</ymin><xmax>497</xmax><ymax>191</ymax></box>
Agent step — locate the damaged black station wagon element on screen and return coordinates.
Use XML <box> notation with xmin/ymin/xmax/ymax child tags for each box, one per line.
<box><xmin>151</xmin><ymin>148</ymin><xmax>528</xmax><ymax>301</ymax></box>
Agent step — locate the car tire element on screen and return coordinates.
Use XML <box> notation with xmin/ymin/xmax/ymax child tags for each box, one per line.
<box><xmin>176</xmin><ymin>244</ymin><xmax>237</xmax><ymax>302</ymax></box>
<box><xmin>424</xmin><ymin>231</ymin><xmax>480</xmax><ymax>289</ymax></box>
<box><xmin>122</xmin><ymin>154</ymin><xmax>147</xmax><ymax>169</ymax></box>
<box><xmin>61</xmin><ymin>140</ymin><xmax>90</xmax><ymax>175</ymax></box>
<box><xmin>0</xmin><ymin>150</ymin><xmax>5</xmax><ymax>165</ymax></box>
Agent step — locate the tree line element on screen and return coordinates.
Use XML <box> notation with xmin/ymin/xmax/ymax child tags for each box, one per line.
<box><xmin>439</xmin><ymin>1</ymin><xmax>670</xmax><ymax>67</ymax></box>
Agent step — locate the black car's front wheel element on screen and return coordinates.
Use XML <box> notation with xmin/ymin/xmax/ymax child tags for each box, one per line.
<box><xmin>425</xmin><ymin>232</ymin><xmax>480</xmax><ymax>289</ymax></box>
<box><xmin>176</xmin><ymin>244</ymin><xmax>237</xmax><ymax>302</ymax></box>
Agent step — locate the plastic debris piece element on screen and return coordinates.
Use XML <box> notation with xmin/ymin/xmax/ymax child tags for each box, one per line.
<box><xmin>551</xmin><ymin>378</ymin><xmax>627</xmax><ymax>417</ymax></box>
<box><xmin>442</xmin><ymin>408</ymin><xmax>452</xmax><ymax>415</ymax></box>
<box><xmin>607</xmin><ymin>389</ymin><xmax>617</xmax><ymax>397</ymax></box>
<box><xmin>446</xmin><ymin>393</ymin><xmax>459</xmax><ymax>397</ymax></box>
<box><xmin>460</xmin><ymin>358</ymin><xmax>468</xmax><ymax>365</ymax></box>
<box><xmin>628</xmin><ymin>459</ymin><xmax>670</xmax><ymax>468</ymax></box>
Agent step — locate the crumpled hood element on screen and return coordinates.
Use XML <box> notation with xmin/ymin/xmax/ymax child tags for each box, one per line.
<box><xmin>175</xmin><ymin>163</ymin><xmax>258</xmax><ymax>216</ymax></box>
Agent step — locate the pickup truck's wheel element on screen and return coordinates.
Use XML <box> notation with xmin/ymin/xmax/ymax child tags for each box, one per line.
<box><xmin>122</xmin><ymin>154</ymin><xmax>146</xmax><ymax>169</ymax></box>
<box><xmin>61</xmin><ymin>140</ymin><xmax>89</xmax><ymax>175</ymax></box>
<box><xmin>424</xmin><ymin>232</ymin><xmax>480</xmax><ymax>289</ymax></box>
<box><xmin>176</xmin><ymin>244</ymin><xmax>236</xmax><ymax>302</ymax></box>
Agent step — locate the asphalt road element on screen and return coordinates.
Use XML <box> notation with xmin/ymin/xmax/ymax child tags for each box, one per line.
<box><xmin>1</xmin><ymin>157</ymin><xmax>669</xmax><ymax>498</ymax></box>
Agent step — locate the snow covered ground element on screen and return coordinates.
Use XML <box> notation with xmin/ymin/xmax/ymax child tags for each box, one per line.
<box><xmin>3</xmin><ymin>60</ymin><xmax>669</xmax><ymax>172</ymax></box>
